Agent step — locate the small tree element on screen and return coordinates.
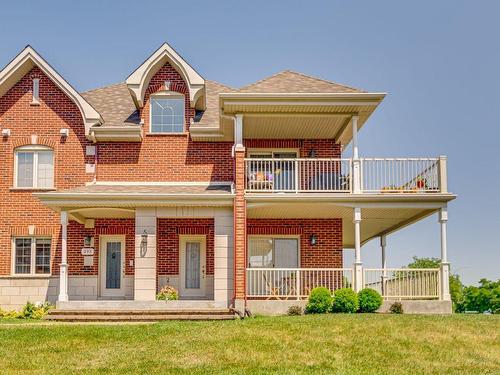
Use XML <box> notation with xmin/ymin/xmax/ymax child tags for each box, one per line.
<box><xmin>456</xmin><ymin>279</ymin><xmax>500</xmax><ymax>313</ymax></box>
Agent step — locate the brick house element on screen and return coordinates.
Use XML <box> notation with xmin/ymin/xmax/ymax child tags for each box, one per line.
<box><xmin>0</xmin><ymin>43</ymin><xmax>456</xmax><ymax>315</ymax></box>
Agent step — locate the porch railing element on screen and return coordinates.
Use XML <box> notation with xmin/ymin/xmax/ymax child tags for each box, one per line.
<box><xmin>245</xmin><ymin>157</ymin><xmax>446</xmax><ymax>193</ymax></box>
<box><xmin>363</xmin><ymin>268</ymin><xmax>441</xmax><ymax>300</ymax></box>
<box><xmin>245</xmin><ymin>158</ymin><xmax>351</xmax><ymax>192</ymax></box>
<box><xmin>246</xmin><ymin>268</ymin><xmax>441</xmax><ymax>300</ymax></box>
<box><xmin>246</xmin><ymin>268</ymin><xmax>354</xmax><ymax>299</ymax></box>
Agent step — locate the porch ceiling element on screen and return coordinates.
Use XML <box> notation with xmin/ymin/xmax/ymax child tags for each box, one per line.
<box><xmin>245</xmin><ymin>201</ymin><xmax>439</xmax><ymax>248</ymax></box>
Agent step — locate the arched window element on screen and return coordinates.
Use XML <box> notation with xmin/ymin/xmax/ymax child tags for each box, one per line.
<box><xmin>14</xmin><ymin>145</ymin><xmax>54</xmax><ymax>188</ymax></box>
<box><xmin>150</xmin><ymin>93</ymin><xmax>185</xmax><ymax>133</ymax></box>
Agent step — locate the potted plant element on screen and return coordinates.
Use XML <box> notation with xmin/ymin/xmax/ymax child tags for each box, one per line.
<box><xmin>156</xmin><ymin>285</ymin><xmax>179</xmax><ymax>301</ymax></box>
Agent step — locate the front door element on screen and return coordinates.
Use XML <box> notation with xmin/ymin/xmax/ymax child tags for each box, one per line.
<box><xmin>100</xmin><ymin>235</ymin><xmax>125</xmax><ymax>297</ymax></box>
<box><xmin>179</xmin><ymin>236</ymin><xmax>206</xmax><ymax>298</ymax></box>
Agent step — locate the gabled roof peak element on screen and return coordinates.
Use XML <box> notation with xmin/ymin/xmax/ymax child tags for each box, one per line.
<box><xmin>0</xmin><ymin>45</ymin><xmax>103</xmax><ymax>136</ymax></box>
<box><xmin>125</xmin><ymin>42</ymin><xmax>206</xmax><ymax>110</ymax></box>
<box><xmin>239</xmin><ymin>69</ymin><xmax>365</xmax><ymax>94</ymax></box>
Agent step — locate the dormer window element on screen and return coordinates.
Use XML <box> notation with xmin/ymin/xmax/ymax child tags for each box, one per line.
<box><xmin>14</xmin><ymin>145</ymin><xmax>54</xmax><ymax>188</ymax></box>
<box><xmin>150</xmin><ymin>94</ymin><xmax>185</xmax><ymax>133</ymax></box>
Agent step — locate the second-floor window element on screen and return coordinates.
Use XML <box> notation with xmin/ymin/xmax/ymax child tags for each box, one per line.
<box><xmin>150</xmin><ymin>94</ymin><xmax>185</xmax><ymax>133</ymax></box>
<box><xmin>14</xmin><ymin>146</ymin><xmax>54</xmax><ymax>188</ymax></box>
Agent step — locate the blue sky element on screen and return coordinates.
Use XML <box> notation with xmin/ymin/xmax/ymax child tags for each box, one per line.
<box><xmin>1</xmin><ymin>1</ymin><xmax>498</xmax><ymax>284</ymax></box>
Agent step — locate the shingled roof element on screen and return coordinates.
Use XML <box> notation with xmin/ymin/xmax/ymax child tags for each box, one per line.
<box><xmin>81</xmin><ymin>82</ymin><xmax>140</xmax><ymax>127</ymax></box>
<box><xmin>238</xmin><ymin>70</ymin><xmax>365</xmax><ymax>94</ymax></box>
<box><xmin>81</xmin><ymin>70</ymin><xmax>366</xmax><ymax>128</ymax></box>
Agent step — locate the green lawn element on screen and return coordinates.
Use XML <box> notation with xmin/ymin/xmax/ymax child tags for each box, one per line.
<box><xmin>0</xmin><ymin>315</ymin><xmax>499</xmax><ymax>374</ymax></box>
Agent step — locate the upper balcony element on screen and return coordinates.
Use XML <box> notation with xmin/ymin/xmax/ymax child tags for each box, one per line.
<box><xmin>245</xmin><ymin>156</ymin><xmax>448</xmax><ymax>195</ymax></box>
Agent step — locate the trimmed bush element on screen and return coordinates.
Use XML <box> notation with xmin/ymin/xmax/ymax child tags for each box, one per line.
<box><xmin>305</xmin><ymin>287</ymin><xmax>333</xmax><ymax>314</ymax></box>
<box><xmin>332</xmin><ymin>288</ymin><xmax>359</xmax><ymax>313</ymax></box>
<box><xmin>287</xmin><ymin>305</ymin><xmax>303</xmax><ymax>316</ymax></box>
<box><xmin>390</xmin><ymin>302</ymin><xmax>404</xmax><ymax>314</ymax></box>
<box><xmin>358</xmin><ymin>288</ymin><xmax>383</xmax><ymax>313</ymax></box>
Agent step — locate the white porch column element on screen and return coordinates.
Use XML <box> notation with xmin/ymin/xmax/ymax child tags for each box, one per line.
<box><xmin>234</xmin><ymin>114</ymin><xmax>244</xmax><ymax>150</ymax></box>
<box><xmin>58</xmin><ymin>211</ymin><xmax>69</xmax><ymax>302</ymax></box>
<box><xmin>439</xmin><ymin>207</ymin><xmax>451</xmax><ymax>301</ymax></box>
<box><xmin>353</xmin><ymin>207</ymin><xmax>363</xmax><ymax>292</ymax></box>
<box><xmin>134</xmin><ymin>208</ymin><xmax>157</xmax><ymax>301</ymax></box>
<box><xmin>380</xmin><ymin>235</ymin><xmax>387</xmax><ymax>297</ymax></box>
<box><xmin>351</xmin><ymin>115</ymin><xmax>362</xmax><ymax>194</ymax></box>
<box><xmin>351</xmin><ymin>115</ymin><xmax>359</xmax><ymax>159</ymax></box>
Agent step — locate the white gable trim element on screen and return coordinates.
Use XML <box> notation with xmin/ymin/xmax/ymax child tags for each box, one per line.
<box><xmin>0</xmin><ymin>46</ymin><xmax>103</xmax><ymax>137</ymax></box>
<box><xmin>125</xmin><ymin>43</ymin><xmax>205</xmax><ymax>110</ymax></box>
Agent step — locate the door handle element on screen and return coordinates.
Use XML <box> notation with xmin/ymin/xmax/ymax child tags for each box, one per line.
<box><xmin>202</xmin><ymin>266</ymin><xmax>206</xmax><ymax>279</ymax></box>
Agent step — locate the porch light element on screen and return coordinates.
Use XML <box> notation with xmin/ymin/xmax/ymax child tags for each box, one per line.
<box><xmin>141</xmin><ymin>230</ymin><xmax>148</xmax><ymax>249</ymax></box>
<box><xmin>308</xmin><ymin>149</ymin><xmax>316</xmax><ymax>158</ymax></box>
<box><xmin>309</xmin><ymin>234</ymin><xmax>318</xmax><ymax>246</ymax></box>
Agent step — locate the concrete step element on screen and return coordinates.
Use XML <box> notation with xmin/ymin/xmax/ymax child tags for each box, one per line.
<box><xmin>45</xmin><ymin>314</ymin><xmax>236</xmax><ymax>322</ymax></box>
<box><xmin>48</xmin><ymin>309</ymin><xmax>234</xmax><ymax>316</ymax></box>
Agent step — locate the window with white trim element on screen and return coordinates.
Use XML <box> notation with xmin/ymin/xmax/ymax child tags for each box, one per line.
<box><xmin>13</xmin><ymin>238</ymin><xmax>51</xmax><ymax>275</ymax></box>
<box><xmin>248</xmin><ymin>237</ymin><xmax>299</xmax><ymax>268</ymax></box>
<box><xmin>14</xmin><ymin>146</ymin><xmax>54</xmax><ymax>188</ymax></box>
<box><xmin>150</xmin><ymin>94</ymin><xmax>185</xmax><ymax>133</ymax></box>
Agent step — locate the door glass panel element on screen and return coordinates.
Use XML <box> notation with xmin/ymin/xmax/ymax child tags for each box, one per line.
<box><xmin>248</xmin><ymin>238</ymin><xmax>273</xmax><ymax>267</ymax></box>
<box><xmin>106</xmin><ymin>242</ymin><xmax>121</xmax><ymax>289</ymax></box>
<box><xmin>274</xmin><ymin>239</ymin><xmax>299</xmax><ymax>268</ymax></box>
<box><xmin>185</xmin><ymin>242</ymin><xmax>200</xmax><ymax>289</ymax></box>
<box><xmin>273</xmin><ymin>153</ymin><xmax>296</xmax><ymax>190</ymax></box>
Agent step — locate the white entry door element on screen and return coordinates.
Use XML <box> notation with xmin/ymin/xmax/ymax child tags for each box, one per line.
<box><xmin>100</xmin><ymin>235</ymin><xmax>125</xmax><ymax>297</ymax></box>
<box><xmin>179</xmin><ymin>235</ymin><xmax>206</xmax><ymax>298</ymax></box>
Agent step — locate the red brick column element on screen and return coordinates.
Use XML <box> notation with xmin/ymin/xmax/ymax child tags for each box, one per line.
<box><xmin>233</xmin><ymin>147</ymin><xmax>247</xmax><ymax>303</ymax></box>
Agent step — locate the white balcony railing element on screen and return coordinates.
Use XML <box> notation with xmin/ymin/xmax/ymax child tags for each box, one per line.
<box><xmin>363</xmin><ymin>268</ymin><xmax>441</xmax><ymax>300</ymax></box>
<box><xmin>245</xmin><ymin>157</ymin><xmax>447</xmax><ymax>194</ymax></box>
<box><xmin>361</xmin><ymin>158</ymin><xmax>440</xmax><ymax>193</ymax></box>
<box><xmin>246</xmin><ymin>268</ymin><xmax>354</xmax><ymax>299</ymax></box>
<box><xmin>245</xmin><ymin>158</ymin><xmax>351</xmax><ymax>192</ymax></box>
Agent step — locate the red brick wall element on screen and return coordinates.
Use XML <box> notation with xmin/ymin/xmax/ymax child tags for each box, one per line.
<box><xmin>156</xmin><ymin>218</ymin><xmax>214</xmax><ymax>277</ymax></box>
<box><xmin>0</xmin><ymin>67</ymin><xmax>94</xmax><ymax>275</ymax></box>
<box><xmin>52</xmin><ymin>219</ymin><xmax>135</xmax><ymax>276</ymax></box>
<box><xmin>247</xmin><ymin>219</ymin><xmax>343</xmax><ymax>268</ymax></box>
<box><xmin>244</xmin><ymin>139</ymin><xmax>341</xmax><ymax>158</ymax></box>
<box><xmin>96</xmin><ymin>63</ymin><xmax>234</xmax><ymax>182</ymax></box>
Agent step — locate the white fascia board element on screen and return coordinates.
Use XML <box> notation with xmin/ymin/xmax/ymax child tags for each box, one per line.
<box><xmin>125</xmin><ymin>42</ymin><xmax>205</xmax><ymax>109</ymax></box>
<box><xmin>219</xmin><ymin>92</ymin><xmax>387</xmax><ymax>100</ymax></box>
<box><xmin>0</xmin><ymin>46</ymin><xmax>103</xmax><ymax>136</ymax></box>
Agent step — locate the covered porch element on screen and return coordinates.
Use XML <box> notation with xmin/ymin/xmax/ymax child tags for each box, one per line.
<box><xmin>244</xmin><ymin>195</ymin><xmax>454</xmax><ymax>313</ymax></box>
<box><xmin>35</xmin><ymin>183</ymin><xmax>235</xmax><ymax>309</ymax></box>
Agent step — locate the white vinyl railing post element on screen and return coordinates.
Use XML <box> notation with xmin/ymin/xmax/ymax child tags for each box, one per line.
<box><xmin>295</xmin><ymin>269</ymin><xmax>300</xmax><ymax>300</ymax></box>
<box><xmin>295</xmin><ymin>159</ymin><xmax>299</xmax><ymax>193</ymax></box>
<box><xmin>438</xmin><ymin>155</ymin><xmax>448</xmax><ymax>193</ymax></box>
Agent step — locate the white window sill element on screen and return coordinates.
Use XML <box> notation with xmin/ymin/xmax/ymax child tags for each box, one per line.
<box><xmin>3</xmin><ymin>274</ymin><xmax>53</xmax><ymax>279</ymax></box>
<box><xmin>10</xmin><ymin>187</ymin><xmax>56</xmax><ymax>192</ymax></box>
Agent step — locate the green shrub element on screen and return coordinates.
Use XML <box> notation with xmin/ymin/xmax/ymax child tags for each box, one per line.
<box><xmin>0</xmin><ymin>302</ymin><xmax>53</xmax><ymax>320</ymax></box>
<box><xmin>156</xmin><ymin>285</ymin><xmax>179</xmax><ymax>301</ymax></box>
<box><xmin>287</xmin><ymin>305</ymin><xmax>303</xmax><ymax>316</ymax></box>
<box><xmin>358</xmin><ymin>288</ymin><xmax>383</xmax><ymax>313</ymax></box>
<box><xmin>305</xmin><ymin>287</ymin><xmax>333</xmax><ymax>314</ymax></box>
<box><xmin>390</xmin><ymin>302</ymin><xmax>404</xmax><ymax>314</ymax></box>
<box><xmin>331</xmin><ymin>288</ymin><xmax>359</xmax><ymax>313</ymax></box>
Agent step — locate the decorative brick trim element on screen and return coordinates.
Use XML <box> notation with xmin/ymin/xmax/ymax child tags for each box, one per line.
<box><xmin>11</xmin><ymin>136</ymin><xmax>56</xmax><ymax>149</ymax></box>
